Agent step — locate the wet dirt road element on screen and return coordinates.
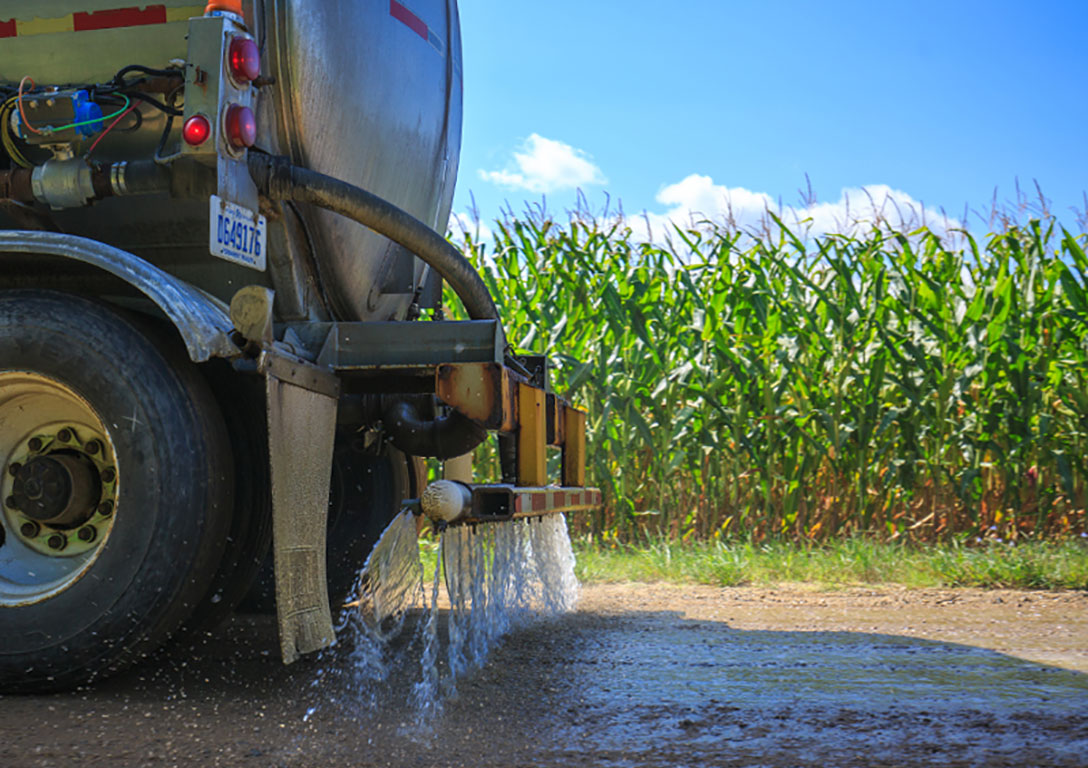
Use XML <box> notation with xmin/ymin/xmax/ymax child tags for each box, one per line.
<box><xmin>2</xmin><ymin>584</ymin><xmax>1086</xmax><ymax>768</ymax></box>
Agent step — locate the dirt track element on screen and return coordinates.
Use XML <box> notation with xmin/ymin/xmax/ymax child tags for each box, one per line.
<box><xmin>2</xmin><ymin>584</ymin><xmax>1086</xmax><ymax>767</ymax></box>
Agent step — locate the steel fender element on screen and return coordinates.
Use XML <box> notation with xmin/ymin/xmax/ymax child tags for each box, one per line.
<box><xmin>0</xmin><ymin>230</ymin><xmax>236</xmax><ymax>362</ymax></box>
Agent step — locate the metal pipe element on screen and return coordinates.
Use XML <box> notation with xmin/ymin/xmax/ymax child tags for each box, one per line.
<box><xmin>108</xmin><ymin>160</ymin><xmax>172</xmax><ymax>196</ymax></box>
<box><xmin>2</xmin><ymin>159</ymin><xmax>175</xmax><ymax>206</ymax></box>
<box><xmin>382</xmin><ymin>398</ymin><xmax>487</xmax><ymax>460</ymax></box>
<box><xmin>0</xmin><ymin>168</ymin><xmax>34</xmax><ymax>203</ymax></box>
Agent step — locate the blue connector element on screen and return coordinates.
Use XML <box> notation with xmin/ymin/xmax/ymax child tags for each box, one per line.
<box><xmin>70</xmin><ymin>91</ymin><xmax>104</xmax><ymax>137</ymax></box>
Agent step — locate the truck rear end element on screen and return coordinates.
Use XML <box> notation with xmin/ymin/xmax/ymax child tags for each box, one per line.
<box><xmin>0</xmin><ymin>0</ymin><xmax>598</xmax><ymax>691</ymax></box>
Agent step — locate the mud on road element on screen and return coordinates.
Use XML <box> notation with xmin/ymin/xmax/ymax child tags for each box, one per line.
<box><xmin>2</xmin><ymin>584</ymin><xmax>1086</xmax><ymax>768</ymax></box>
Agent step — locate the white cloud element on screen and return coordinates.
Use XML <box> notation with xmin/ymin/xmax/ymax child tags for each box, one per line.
<box><xmin>480</xmin><ymin>134</ymin><xmax>607</xmax><ymax>194</ymax></box>
<box><xmin>626</xmin><ymin>174</ymin><xmax>963</xmax><ymax>245</ymax></box>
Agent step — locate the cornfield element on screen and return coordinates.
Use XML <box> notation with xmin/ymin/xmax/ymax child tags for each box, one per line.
<box><xmin>446</xmin><ymin>214</ymin><xmax>1087</xmax><ymax>543</ymax></box>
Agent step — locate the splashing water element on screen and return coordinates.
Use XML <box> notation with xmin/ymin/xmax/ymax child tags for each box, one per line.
<box><xmin>333</xmin><ymin>510</ymin><xmax>423</xmax><ymax>705</ymax></box>
<box><xmin>332</xmin><ymin>510</ymin><xmax>578</xmax><ymax>722</ymax></box>
<box><xmin>443</xmin><ymin>514</ymin><xmax>579</xmax><ymax>694</ymax></box>
<box><xmin>411</xmin><ymin>553</ymin><xmax>442</xmax><ymax>726</ymax></box>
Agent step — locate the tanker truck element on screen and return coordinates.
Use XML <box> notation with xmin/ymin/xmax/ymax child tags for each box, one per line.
<box><xmin>0</xmin><ymin>0</ymin><xmax>598</xmax><ymax>692</ymax></box>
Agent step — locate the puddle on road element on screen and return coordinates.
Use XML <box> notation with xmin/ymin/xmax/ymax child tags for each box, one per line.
<box><xmin>553</xmin><ymin>613</ymin><xmax>1088</xmax><ymax>765</ymax></box>
<box><xmin>583</xmin><ymin>624</ymin><xmax>1086</xmax><ymax>710</ymax></box>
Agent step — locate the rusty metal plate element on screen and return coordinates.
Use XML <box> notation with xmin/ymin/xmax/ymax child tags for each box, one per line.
<box><xmin>562</xmin><ymin>407</ymin><xmax>587</xmax><ymax>487</ymax></box>
<box><xmin>546</xmin><ymin>393</ymin><xmax>568</xmax><ymax>446</ymax></box>
<box><xmin>435</xmin><ymin>362</ymin><xmax>516</xmax><ymax>431</ymax></box>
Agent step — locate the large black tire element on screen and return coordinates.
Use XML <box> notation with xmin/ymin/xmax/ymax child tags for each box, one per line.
<box><xmin>0</xmin><ymin>290</ymin><xmax>233</xmax><ymax>691</ymax></box>
<box><xmin>181</xmin><ymin>361</ymin><xmax>272</xmax><ymax>634</ymax></box>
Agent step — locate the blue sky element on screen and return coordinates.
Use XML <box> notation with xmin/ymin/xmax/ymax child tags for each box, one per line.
<box><xmin>452</xmin><ymin>0</ymin><xmax>1087</xmax><ymax>238</ymax></box>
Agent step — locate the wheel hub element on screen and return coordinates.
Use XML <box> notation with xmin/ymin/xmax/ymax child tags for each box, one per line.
<box><xmin>11</xmin><ymin>453</ymin><xmax>100</xmax><ymax>527</ymax></box>
<box><xmin>12</xmin><ymin>455</ymin><xmax>71</xmax><ymax>520</ymax></box>
<box><xmin>3</xmin><ymin>427</ymin><xmax>117</xmax><ymax>558</ymax></box>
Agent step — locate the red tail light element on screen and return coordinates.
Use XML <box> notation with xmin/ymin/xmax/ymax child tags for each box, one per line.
<box><xmin>224</xmin><ymin>104</ymin><xmax>256</xmax><ymax>149</ymax></box>
<box><xmin>182</xmin><ymin>114</ymin><xmax>211</xmax><ymax>146</ymax></box>
<box><xmin>228</xmin><ymin>37</ymin><xmax>260</xmax><ymax>85</ymax></box>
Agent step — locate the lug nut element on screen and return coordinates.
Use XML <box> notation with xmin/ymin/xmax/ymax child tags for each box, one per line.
<box><xmin>28</xmin><ymin>437</ymin><xmax>42</xmax><ymax>452</ymax></box>
<box><xmin>85</xmin><ymin>440</ymin><xmax>101</xmax><ymax>456</ymax></box>
<box><xmin>101</xmin><ymin>467</ymin><xmax>116</xmax><ymax>483</ymax></box>
<box><xmin>57</xmin><ymin>428</ymin><xmax>72</xmax><ymax>443</ymax></box>
<box><xmin>77</xmin><ymin>525</ymin><xmax>97</xmax><ymax>543</ymax></box>
<box><xmin>4</xmin><ymin>495</ymin><xmax>16</xmax><ymax>509</ymax></box>
<box><xmin>98</xmin><ymin>500</ymin><xmax>113</xmax><ymax>517</ymax></box>
<box><xmin>47</xmin><ymin>533</ymin><xmax>67</xmax><ymax>551</ymax></box>
<box><xmin>7</xmin><ymin>462</ymin><xmax>20</xmax><ymax>476</ymax></box>
<box><xmin>20</xmin><ymin>521</ymin><xmax>40</xmax><ymax>538</ymax></box>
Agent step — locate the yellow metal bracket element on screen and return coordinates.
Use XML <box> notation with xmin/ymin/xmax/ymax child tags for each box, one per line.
<box><xmin>434</xmin><ymin>362</ymin><xmax>593</xmax><ymax>493</ymax></box>
<box><xmin>562</xmin><ymin>407</ymin><xmax>586</xmax><ymax>487</ymax></box>
<box><xmin>517</xmin><ymin>381</ymin><xmax>547</xmax><ymax>486</ymax></box>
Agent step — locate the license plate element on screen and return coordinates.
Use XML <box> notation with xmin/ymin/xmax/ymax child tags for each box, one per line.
<box><xmin>209</xmin><ymin>195</ymin><xmax>267</xmax><ymax>271</ymax></box>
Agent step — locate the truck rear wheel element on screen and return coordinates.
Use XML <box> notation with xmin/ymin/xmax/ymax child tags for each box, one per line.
<box><xmin>182</xmin><ymin>362</ymin><xmax>272</xmax><ymax>633</ymax></box>
<box><xmin>0</xmin><ymin>290</ymin><xmax>232</xmax><ymax>691</ymax></box>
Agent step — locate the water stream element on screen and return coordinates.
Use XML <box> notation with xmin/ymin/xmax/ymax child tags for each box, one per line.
<box><xmin>328</xmin><ymin>511</ymin><xmax>578</xmax><ymax>724</ymax></box>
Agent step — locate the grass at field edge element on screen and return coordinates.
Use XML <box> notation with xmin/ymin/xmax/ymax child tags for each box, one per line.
<box><xmin>570</xmin><ymin>538</ymin><xmax>1088</xmax><ymax>590</ymax></box>
<box><xmin>416</xmin><ymin>535</ymin><xmax>1087</xmax><ymax>590</ymax></box>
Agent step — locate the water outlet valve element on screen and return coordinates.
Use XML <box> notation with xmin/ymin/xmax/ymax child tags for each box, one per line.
<box><xmin>420</xmin><ymin>480</ymin><xmax>472</xmax><ymax>523</ymax></box>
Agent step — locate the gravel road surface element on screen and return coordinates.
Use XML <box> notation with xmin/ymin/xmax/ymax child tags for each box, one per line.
<box><xmin>2</xmin><ymin>584</ymin><xmax>1085</xmax><ymax>767</ymax></box>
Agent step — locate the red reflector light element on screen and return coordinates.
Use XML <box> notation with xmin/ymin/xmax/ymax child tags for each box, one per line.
<box><xmin>228</xmin><ymin>36</ymin><xmax>260</xmax><ymax>84</ymax></box>
<box><xmin>224</xmin><ymin>104</ymin><xmax>256</xmax><ymax>149</ymax></box>
<box><xmin>182</xmin><ymin>114</ymin><xmax>211</xmax><ymax>146</ymax></box>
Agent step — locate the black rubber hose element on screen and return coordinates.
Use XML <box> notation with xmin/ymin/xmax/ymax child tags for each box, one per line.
<box><xmin>383</xmin><ymin>399</ymin><xmax>487</xmax><ymax>460</ymax></box>
<box><xmin>116</xmin><ymin>160</ymin><xmax>172</xmax><ymax>195</ymax></box>
<box><xmin>248</xmin><ymin>152</ymin><xmax>503</xmax><ymax>331</ymax></box>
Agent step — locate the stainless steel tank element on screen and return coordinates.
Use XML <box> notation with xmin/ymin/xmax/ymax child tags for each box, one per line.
<box><xmin>260</xmin><ymin>0</ymin><xmax>463</xmax><ymax>321</ymax></box>
<box><xmin>0</xmin><ymin>0</ymin><xmax>463</xmax><ymax>322</ymax></box>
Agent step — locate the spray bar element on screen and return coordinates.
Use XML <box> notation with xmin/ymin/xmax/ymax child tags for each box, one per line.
<box><xmin>418</xmin><ymin>480</ymin><xmax>602</xmax><ymax>527</ymax></box>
